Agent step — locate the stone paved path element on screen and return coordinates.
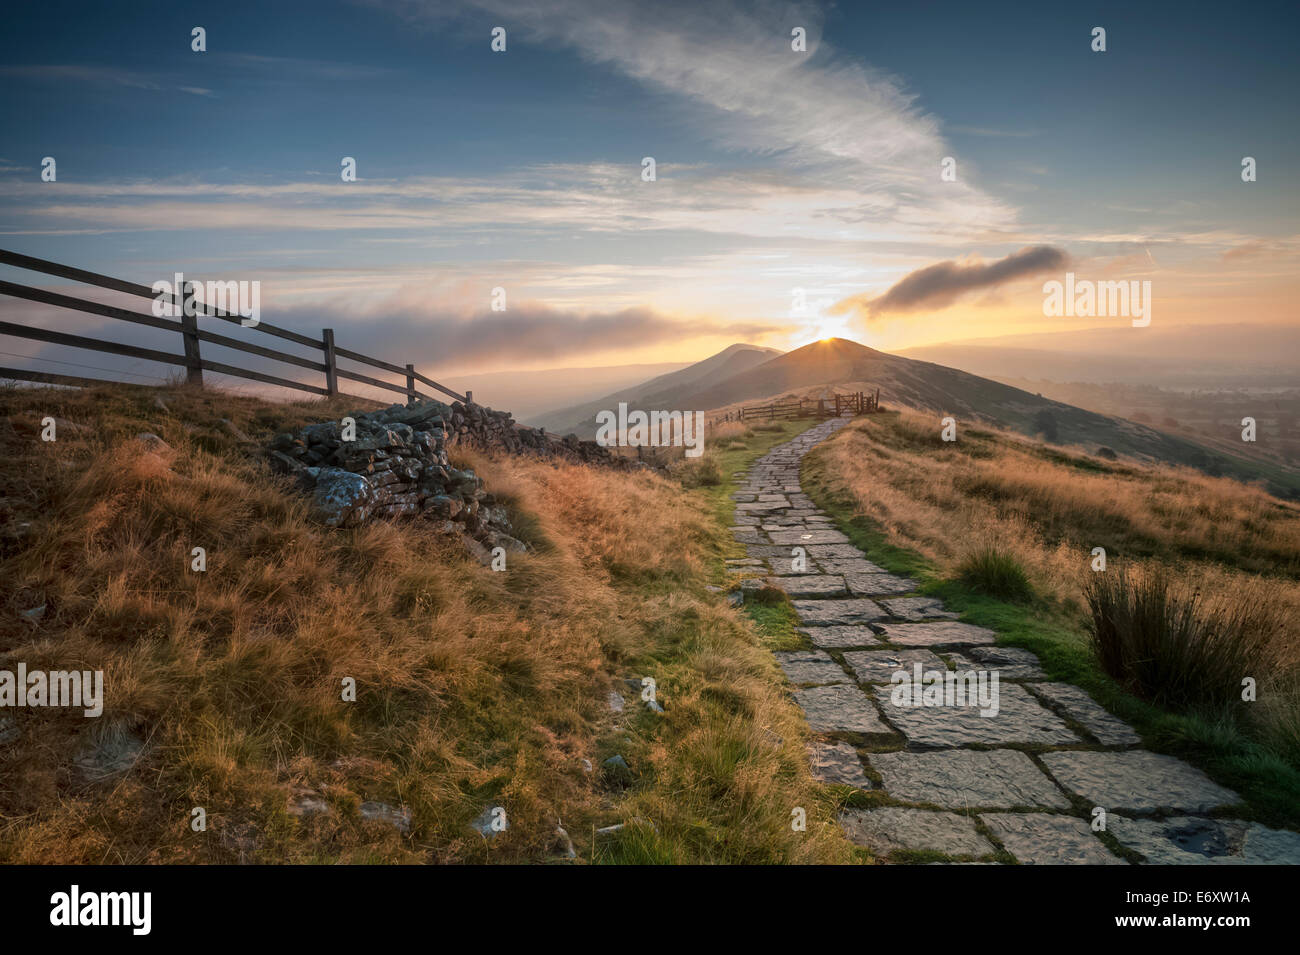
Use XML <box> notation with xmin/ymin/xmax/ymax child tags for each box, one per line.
<box><xmin>728</xmin><ymin>418</ymin><xmax>1300</xmax><ymax>865</ymax></box>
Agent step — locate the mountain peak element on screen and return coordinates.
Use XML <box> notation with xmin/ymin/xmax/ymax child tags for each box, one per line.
<box><xmin>715</xmin><ymin>341</ymin><xmax>783</xmax><ymax>356</ymax></box>
<box><xmin>786</xmin><ymin>337</ymin><xmax>887</xmax><ymax>358</ymax></box>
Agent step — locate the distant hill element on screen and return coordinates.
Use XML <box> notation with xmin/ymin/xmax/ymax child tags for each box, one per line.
<box><xmin>533</xmin><ymin>343</ymin><xmax>783</xmax><ymax>434</ymax></box>
<box><xmin>678</xmin><ymin>338</ymin><xmax>1300</xmax><ymax>498</ymax></box>
<box><xmin>440</xmin><ymin>361</ymin><xmax>690</xmax><ymax>421</ymax></box>
<box><xmin>897</xmin><ymin>323</ymin><xmax>1300</xmax><ymax>389</ymax></box>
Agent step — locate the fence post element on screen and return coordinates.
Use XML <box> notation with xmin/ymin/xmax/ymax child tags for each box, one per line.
<box><xmin>322</xmin><ymin>328</ymin><xmax>338</xmax><ymax>397</ymax></box>
<box><xmin>405</xmin><ymin>364</ymin><xmax>417</xmax><ymax>406</ymax></box>
<box><xmin>465</xmin><ymin>390</ymin><xmax>473</xmax><ymax>404</ymax></box>
<box><xmin>179</xmin><ymin>281</ymin><xmax>203</xmax><ymax>386</ymax></box>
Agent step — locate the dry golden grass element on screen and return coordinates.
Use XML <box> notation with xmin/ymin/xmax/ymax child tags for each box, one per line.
<box><xmin>815</xmin><ymin>410</ymin><xmax>1300</xmax><ymax>632</ymax></box>
<box><xmin>0</xmin><ymin>383</ymin><xmax>848</xmax><ymax>864</ymax></box>
<box><xmin>811</xmin><ymin>409</ymin><xmax>1300</xmax><ymax>764</ymax></box>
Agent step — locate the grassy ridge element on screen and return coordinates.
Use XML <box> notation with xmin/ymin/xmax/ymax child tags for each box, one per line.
<box><xmin>0</xmin><ymin>383</ymin><xmax>851</xmax><ymax>864</ymax></box>
<box><xmin>801</xmin><ymin>414</ymin><xmax>1300</xmax><ymax>830</ymax></box>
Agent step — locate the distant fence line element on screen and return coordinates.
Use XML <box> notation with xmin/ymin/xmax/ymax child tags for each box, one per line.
<box><xmin>0</xmin><ymin>249</ymin><xmax>469</xmax><ymax>407</ymax></box>
<box><xmin>710</xmin><ymin>391</ymin><xmax>879</xmax><ymax>426</ymax></box>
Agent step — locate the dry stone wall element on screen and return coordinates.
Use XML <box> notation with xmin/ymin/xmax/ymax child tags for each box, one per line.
<box><xmin>266</xmin><ymin>397</ymin><xmax>634</xmax><ymax>559</ymax></box>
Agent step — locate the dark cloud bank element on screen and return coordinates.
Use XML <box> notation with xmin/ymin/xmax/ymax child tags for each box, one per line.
<box><xmin>833</xmin><ymin>245</ymin><xmax>1070</xmax><ymax>318</ymax></box>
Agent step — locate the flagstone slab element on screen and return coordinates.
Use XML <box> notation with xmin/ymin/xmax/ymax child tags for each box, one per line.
<box><xmin>767</xmin><ymin>558</ymin><xmax>824</xmax><ymax>576</ymax></box>
<box><xmin>1029</xmin><ymin>683</ymin><xmax>1140</xmax><ymax>745</ymax></box>
<box><xmin>798</xmin><ymin>625</ymin><xmax>883</xmax><ymax>649</ymax></box>
<box><xmin>808</xmin><ymin>740</ymin><xmax>874</xmax><ymax>789</ymax></box>
<box><xmin>945</xmin><ymin>646</ymin><xmax>1046</xmax><ymax>681</ymax></box>
<box><xmin>730</xmin><ymin>527</ymin><xmax>766</xmax><ymax>544</ymax></box>
<box><xmin>875</xmin><ymin>684</ymin><xmax>1080</xmax><ymax>748</ymax></box>
<box><xmin>880</xmin><ymin>597</ymin><xmax>959</xmax><ymax>621</ymax></box>
<box><xmin>870</xmin><ymin>749</ymin><xmax>1070</xmax><ymax>809</ymax></box>
<box><xmin>876</xmin><ymin>621</ymin><xmax>997</xmax><ymax>648</ymax></box>
<box><xmin>1108</xmin><ymin>815</ymin><xmax>1300</xmax><ymax>865</ymax></box>
<box><xmin>748</xmin><ymin>575</ymin><xmax>849</xmax><ymax>598</ymax></box>
<box><xmin>843</xmin><ymin>648</ymin><xmax>947</xmax><ymax>683</ymax></box>
<box><xmin>845</xmin><ymin>573</ymin><xmax>918</xmax><ymax>596</ymax></box>
<box><xmin>794</xmin><ymin>684</ymin><xmax>893</xmax><ymax>734</ymax></box>
<box><xmin>840</xmin><ymin>808</ymin><xmax>993</xmax><ymax>857</ymax></box>
<box><xmin>772</xmin><ymin>650</ymin><xmax>850</xmax><ymax>685</ymax></box>
<box><xmin>980</xmin><ymin>813</ymin><xmax>1125</xmax><ymax>865</ymax></box>
<box><xmin>819</xmin><ymin>558</ymin><xmax>889</xmax><ymax>575</ymax></box>
<box><xmin>746</xmin><ymin>544</ymin><xmax>799</xmax><ymax>560</ymax></box>
<box><xmin>1039</xmin><ymin>751</ymin><xmax>1240</xmax><ymax>813</ymax></box>
<box><xmin>769</xmin><ymin>528</ymin><xmax>851</xmax><ymax>545</ymax></box>
<box><xmin>792</xmin><ymin>598</ymin><xmax>887</xmax><ymax>626</ymax></box>
<box><xmin>735</xmin><ymin>500</ymin><xmax>792</xmax><ymax>512</ymax></box>
<box><xmin>807</xmin><ymin>544</ymin><xmax>870</xmax><ymax>560</ymax></box>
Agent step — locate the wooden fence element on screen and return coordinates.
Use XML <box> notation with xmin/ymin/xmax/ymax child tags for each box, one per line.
<box><xmin>0</xmin><ymin>249</ymin><xmax>469</xmax><ymax>406</ymax></box>
<box><xmin>711</xmin><ymin>390</ymin><xmax>879</xmax><ymax>425</ymax></box>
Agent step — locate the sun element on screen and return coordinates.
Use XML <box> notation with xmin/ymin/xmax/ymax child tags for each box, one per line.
<box><xmin>802</xmin><ymin>313</ymin><xmax>854</xmax><ymax>343</ymax></box>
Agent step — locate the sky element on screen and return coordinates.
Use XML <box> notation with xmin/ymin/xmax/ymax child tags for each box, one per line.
<box><xmin>1</xmin><ymin>0</ymin><xmax>1297</xmax><ymax>383</ymax></box>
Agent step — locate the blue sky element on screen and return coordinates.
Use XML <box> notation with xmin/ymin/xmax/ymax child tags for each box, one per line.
<box><xmin>1</xmin><ymin>0</ymin><xmax>1297</xmax><ymax>377</ymax></box>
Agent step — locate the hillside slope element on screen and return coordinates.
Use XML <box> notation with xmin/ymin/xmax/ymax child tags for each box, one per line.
<box><xmin>684</xmin><ymin>339</ymin><xmax>1300</xmax><ymax>498</ymax></box>
<box><xmin>898</xmin><ymin>323</ymin><xmax>1300</xmax><ymax>389</ymax></box>
<box><xmin>534</xmin><ymin>343</ymin><xmax>782</xmax><ymax>434</ymax></box>
<box><xmin>441</xmin><ymin>361</ymin><xmax>690</xmax><ymax>421</ymax></box>
<box><xmin>801</xmin><ymin>408</ymin><xmax>1300</xmax><ymax>826</ymax></box>
<box><xmin>0</xmin><ymin>383</ymin><xmax>845</xmax><ymax>864</ymax></box>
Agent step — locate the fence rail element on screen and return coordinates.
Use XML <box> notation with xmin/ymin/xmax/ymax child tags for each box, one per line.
<box><xmin>710</xmin><ymin>390</ymin><xmax>880</xmax><ymax>425</ymax></box>
<box><xmin>0</xmin><ymin>249</ymin><xmax>470</xmax><ymax>406</ymax></box>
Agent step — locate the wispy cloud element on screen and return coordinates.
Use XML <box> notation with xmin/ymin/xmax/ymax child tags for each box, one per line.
<box><xmin>383</xmin><ymin>0</ymin><xmax>1016</xmax><ymax>238</ymax></box>
<box><xmin>0</xmin><ymin>64</ymin><xmax>217</xmax><ymax>95</ymax></box>
<box><xmin>275</xmin><ymin>296</ymin><xmax>773</xmax><ymax>369</ymax></box>
<box><xmin>831</xmin><ymin>245</ymin><xmax>1070</xmax><ymax>319</ymax></box>
<box><xmin>0</xmin><ymin>163</ymin><xmax>1008</xmax><ymax>247</ymax></box>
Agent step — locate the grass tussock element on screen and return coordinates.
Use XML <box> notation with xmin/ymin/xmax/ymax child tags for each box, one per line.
<box><xmin>1085</xmin><ymin>566</ymin><xmax>1285</xmax><ymax>712</ymax></box>
<box><xmin>0</xmin><ymin>382</ymin><xmax>847</xmax><ymax>864</ymax></box>
<box><xmin>676</xmin><ymin>454</ymin><xmax>724</xmax><ymax>488</ymax></box>
<box><xmin>956</xmin><ymin>544</ymin><xmax>1033</xmax><ymax>601</ymax></box>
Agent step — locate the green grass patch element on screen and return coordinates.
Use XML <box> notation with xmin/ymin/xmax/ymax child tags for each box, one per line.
<box><xmin>956</xmin><ymin>545</ymin><xmax>1033</xmax><ymax>601</ymax></box>
<box><xmin>698</xmin><ymin>419</ymin><xmax>819</xmax><ymax>557</ymax></box>
<box><xmin>743</xmin><ymin>596</ymin><xmax>805</xmax><ymax>651</ymax></box>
